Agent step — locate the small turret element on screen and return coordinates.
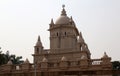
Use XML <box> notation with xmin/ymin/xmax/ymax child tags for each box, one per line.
<box><xmin>35</xmin><ymin>36</ymin><xmax>43</xmax><ymax>47</ymax></box>
<box><xmin>34</xmin><ymin>36</ymin><xmax>43</xmax><ymax>54</ymax></box>
<box><xmin>81</xmin><ymin>44</ymin><xmax>91</xmax><ymax>59</ymax></box>
<box><xmin>69</xmin><ymin>16</ymin><xmax>76</xmax><ymax>26</ymax></box>
<box><xmin>69</xmin><ymin>16</ymin><xmax>73</xmax><ymax>23</ymax></box>
<box><xmin>101</xmin><ymin>52</ymin><xmax>112</xmax><ymax>69</ymax></box>
<box><xmin>50</xmin><ymin>18</ymin><xmax>54</xmax><ymax>24</ymax></box>
<box><xmin>84</xmin><ymin>44</ymin><xmax>90</xmax><ymax>53</ymax></box>
<box><xmin>78</xmin><ymin>32</ymin><xmax>84</xmax><ymax>44</ymax></box>
<box><xmin>23</xmin><ymin>58</ymin><xmax>30</xmax><ymax>64</ymax></box>
<box><xmin>81</xmin><ymin>44</ymin><xmax>86</xmax><ymax>51</ymax></box>
<box><xmin>77</xmin><ymin>32</ymin><xmax>85</xmax><ymax>51</ymax></box>
<box><xmin>21</xmin><ymin>58</ymin><xmax>30</xmax><ymax>70</ymax></box>
<box><xmin>80</xmin><ymin>55</ymin><xmax>89</xmax><ymax>68</ymax></box>
<box><xmin>102</xmin><ymin>52</ymin><xmax>109</xmax><ymax>58</ymax></box>
<box><xmin>49</xmin><ymin>18</ymin><xmax>54</xmax><ymax>27</ymax></box>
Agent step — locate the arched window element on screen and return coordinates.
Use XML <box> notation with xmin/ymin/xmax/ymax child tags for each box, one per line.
<box><xmin>65</xmin><ymin>32</ymin><xmax>66</xmax><ymax>36</ymax></box>
<box><xmin>57</xmin><ymin>32</ymin><xmax>58</xmax><ymax>36</ymax></box>
<box><xmin>36</xmin><ymin>47</ymin><xmax>39</xmax><ymax>52</ymax></box>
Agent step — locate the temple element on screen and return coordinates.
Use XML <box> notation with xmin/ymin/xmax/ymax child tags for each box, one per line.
<box><xmin>0</xmin><ymin>5</ymin><xmax>112</xmax><ymax>76</ymax></box>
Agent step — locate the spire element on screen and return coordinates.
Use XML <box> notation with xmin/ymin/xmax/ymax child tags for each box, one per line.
<box><xmin>78</xmin><ymin>32</ymin><xmax>84</xmax><ymax>43</ymax></box>
<box><xmin>24</xmin><ymin>58</ymin><xmax>30</xmax><ymax>64</ymax></box>
<box><xmin>38</xmin><ymin>35</ymin><xmax>40</xmax><ymax>41</ymax></box>
<box><xmin>51</xmin><ymin>18</ymin><xmax>54</xmax><ymax>24</ymax></box>
<box><xmin>50</xmin><ymin>18</ymin><xmax>54</xmax><ymax>25</ymax></box>
<box><xmin>69</xmin><ymin>16</ymin><xmax>74</xmax><ymax>23</ymax></box>
<box><xmin>70</xmin><ymin>16</ymin><xmax>73</xmax><ymax>22</ymax></box>
<box><xmin>61</xmin><ymin>4</ymin><xmax>67</xmax><ymax>16</ymax></box>
<box><xmin>79</xmin><ymin>32</ymin><xmax>83</xmax><ymax>38</ymax></box>
<box><xmin>36</xmin><ymin>35</ymin><xmax>43</xmax><ymax>47</ymax></box>
<box><xmin>102</xmin><ymin>52</ymin><xmax>109</xmax><ymax>58</ymax></box>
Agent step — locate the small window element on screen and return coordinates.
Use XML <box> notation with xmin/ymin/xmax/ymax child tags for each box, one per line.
<box><xmin>37</xmin><ymin>48</ymin><xmax>39</xmax><ymax>52</ymax></box>
<box><xmin>16</xmin><ymin>66</ymin><xmax>20</xmax><ymax>70</ymax></box>
<box><xmin>57</xmin><ymin>32</ymin><xmax>58</xmax><ymax>36</ymax></box>
<box><xmin>65</xmin><ymin>32</ymin><xmax>66</xmax><ymax>36</ymax></box>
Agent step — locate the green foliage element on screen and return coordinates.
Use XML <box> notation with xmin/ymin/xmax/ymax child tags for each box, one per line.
<box><xmin>112</xmin><ymin>61</ymin><xmax>120</xmax><ymax>70</ymax></box>
<box><xmin>0</xmin><ymin>51</ymin><xmax>6</xmax><ymax>65</ymax></box>
<box><xmin>10</xmin><ymin>54</ymin><xmax>24</xmax><ymax>64</ymax></box>
<box><xmin>0</xmin><ymin>48</ymin><xmax>24</xmax><ymax>66</ymax></box>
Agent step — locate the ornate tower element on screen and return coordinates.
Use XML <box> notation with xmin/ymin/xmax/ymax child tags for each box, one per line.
<box><xmin>34</xmin><ymin>36</ymin><xmax>43</xmax><ymax>63</ymax></box>
<box><xmin>48</xmin><ymin>5</ymin><xmax>79</xmax><ymax>50</ymax></box>
<box><xmin>33</xmin><ymin>5</ymin><xmax>91</xmax><ymax>63</ymax></box>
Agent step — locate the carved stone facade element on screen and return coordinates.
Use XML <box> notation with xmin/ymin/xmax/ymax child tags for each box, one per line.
<box><xmin>0</xmin><ymin>5</ymin><xmax>112</xmax><ymax>76</ymax></box>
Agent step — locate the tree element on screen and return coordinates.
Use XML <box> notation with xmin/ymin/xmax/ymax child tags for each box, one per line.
<box><xmin>10</xmin><ymin>54</ymin><xmax>23</xmax><ymax>64</ymax></box>
<box><xmin>112</xmin><ymin>61</ymin><xmax>120</xmax><ymax>70</ymax></box>
<box><xmin>0</xmin><ymin>48</ymin><xmax>24</xmax><ymax>66</ymax></box>
<box><xmin>0</xmin><ymin>51</ymin><xmax>6</xmax><ymax>65</ymax></box>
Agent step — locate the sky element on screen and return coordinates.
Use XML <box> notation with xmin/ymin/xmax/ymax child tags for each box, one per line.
<box><xmin>0</xmin><ymin>0</ymin><xmax>120</xmax><ymax>62</ymax></box>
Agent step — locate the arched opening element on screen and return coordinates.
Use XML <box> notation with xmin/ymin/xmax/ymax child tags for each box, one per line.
<box><xmin>57</xmin><ymin>32</ymin><xmax>58</xmax><ymax>36</ymax></box>
<box><xmin>36</xmin><ymin>47</ymin><xmax>39</xmax><ymax>53</ymax></box>
<box><xmin>65</xmin><ymin>32</ymin><xmax>66</xmax><ymax>36</ymax></box>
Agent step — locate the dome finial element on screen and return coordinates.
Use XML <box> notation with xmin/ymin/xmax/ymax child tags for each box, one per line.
<box><xmin>61</xmin><ymin>4</ymin><xmax>66</xmax><ymax>16</ymax></box>
<box><xmin>38</xmin><ymin>35</ymin><xmax>40</xmax><ymax>41</ymax></box>
<box><xmin>62</xmin><ymin>4</ymin><xmax>65</xmax><ymax>9</ymax></box>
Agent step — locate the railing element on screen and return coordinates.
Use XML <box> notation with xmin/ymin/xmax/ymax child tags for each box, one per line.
<box><xmin>91</xmin><ymin>59</ymin><xmax>102</xmax><ymax>65</ymax></box>
<box><xmin>0</xmin><ymin>58</ymin><xmax>111</xmax><ymax>73</ymax></box>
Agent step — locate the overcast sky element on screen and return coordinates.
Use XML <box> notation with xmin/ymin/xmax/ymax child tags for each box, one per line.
<box><xmin>0</xmin><ymin>0</ymin><xmax>120</xmax><ymax>62</ymax></box>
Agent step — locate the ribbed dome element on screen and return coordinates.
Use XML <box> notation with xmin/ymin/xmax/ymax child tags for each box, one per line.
<box><xmin>55</xmin><ymin>5</ymin><xmax>70</xmax><ymax>25</ymax></box>
<box><xmin>55</xmin><ymin>16</ymin><xmax>70</xmax><ymax>25</ymax></box>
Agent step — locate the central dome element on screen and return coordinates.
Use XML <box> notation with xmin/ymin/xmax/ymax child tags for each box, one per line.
<box><xmin>55</xmin><ymin>15</ymin><xmax>70</xmax><ymax>25</ymax></box>
<box><xmin>55</xmin><ymin>5</ymin><xmax>70</xmax><ymax>25</ymax></box>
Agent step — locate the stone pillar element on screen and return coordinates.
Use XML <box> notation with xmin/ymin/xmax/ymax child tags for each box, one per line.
<box><xmin>60</xmin><ymin>61</ymin><xmax>68</xmax><ymax>68</ymax></box>
<box><xmin>80</xmin><ymin>59</ymin><xmax>88</xmax><ymax>69</ymax></box>
<box><xmin>40</xmin><ymin>57</ymin><xmax>48</xmax><ymax>71</ymax></box>
<box><xmin>41</xmin><ymin>62</ymin><xmax>48</xmax><ymax>69</ymax></box>
<box><xmin>21</xmin><ymin>63</ymin><xmax>31</xmax><ymax>71</ymax></box>
<box><xmin>59</xmin><ymin>56</ymin><xmax>68</xmax><ymax>69</ymax></box>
